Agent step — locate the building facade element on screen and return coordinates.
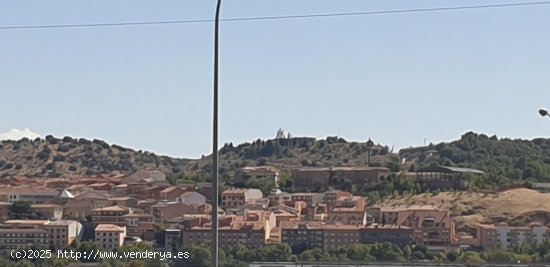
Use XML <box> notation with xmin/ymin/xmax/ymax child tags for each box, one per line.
<box><xmin>221</xmin><ymin>189</ymin><xmax>263</xmax><ymax>209</ymax></box>
<box><xmin>95</xmin><ymin>224</ymin><xmax>126</xmax><ymax>251</ymax></box>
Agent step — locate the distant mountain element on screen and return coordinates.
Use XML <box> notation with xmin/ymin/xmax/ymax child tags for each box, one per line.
<box><xmin>0</xmin><ymin>135</ymin><xmax>191</xmax><ymax>178</ymax></box>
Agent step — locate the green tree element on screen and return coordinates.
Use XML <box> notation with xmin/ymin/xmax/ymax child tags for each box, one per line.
<box><xmin>460</xmin><ymin>251</ymin><xmax>485</xmax><ymax>263</ymax></box>
<box><xmin>78</xmin><ymin>241</ymin><xmax>103</xmax><ymax>262</ymax></box>
<box><xmin>9</xmin><ymin>201</ymin><xmax>39</xmax><ymax>219</ymax></box>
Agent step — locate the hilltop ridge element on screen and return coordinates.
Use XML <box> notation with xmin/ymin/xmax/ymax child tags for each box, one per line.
<box><xmin>0</xmin><ymin>134</ymin><xmax>398</xmax><ymax>179</ymax></box>
<box><xmin>0</xmin><ymin>135</ymin><xmax>190</xmax><ymax>178</ymax></box>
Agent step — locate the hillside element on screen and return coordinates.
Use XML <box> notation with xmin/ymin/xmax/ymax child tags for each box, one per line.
<box><xmin>0</xmin><ymin>135</ymin><xmax>190</xmax><ymax>178</ymax></box>
<box><xmin>0</xmin><ymin>134</ymin><xmax>400</xmax><ymax>179</ymax></box>
<box><xmin>4</xmin><ymin>131</ymin><xmax>550</xmax><ymax>184</ymax></box>
<box><xmin>380</xmin><ymin>188</ymin><xmax>550</xmax><ymax>233</ymax></box>
<box><xmin>184</xmin><ymin>136</ymin><xmax>400</xmax><ymax>176</ymax></box>
<box><xmin>400</xmin><ymin>132</ymin><xmax>550</xmax><ymax>186</ymax></box>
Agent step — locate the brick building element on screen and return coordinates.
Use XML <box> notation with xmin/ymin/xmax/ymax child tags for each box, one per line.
<box><xmin>280</xmin><ymin>221</ymin><xmax>323</xmax><ymax>252</ymax></box>
<box><xmin>221</xmin><ymin>188</ymin><xmax>263</xmax><ymax>209</ymax></box>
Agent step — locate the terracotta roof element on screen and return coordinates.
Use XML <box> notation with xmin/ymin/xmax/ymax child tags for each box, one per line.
<box><xmin>280</xmin><ymin>221</ymin><xmax>322</xmax><ymax>229</ymax></box>
<box><xmin>322</xmin><ymin>224</ymin><xmax>362</xmax><ymax>230</ymax></box>
<box><xmin>95</xmin><ymin>224</ymin><xmax>125</xmax><ymax>232</ymax></box>
<box><xmin>89</xmin><ymin>183</ymin><xmax>109</xmax><ymax>187</ymax></box>
<box><xmin>31</xmin><ymin>204</ymin><xmax>63</xmax><ymax>209</ymax></box>
<box><xmin>5</xmin><ymin>220</ymin><xmax>49</xmax><ymax>225</ymax></box>
<box><xmin>121</xmin><ymin>213</ymin><xmax>152</xmax><ymax>218</ymax></box>
<box><xmin>181</xmin><ymin>191</ymin><xmax>205</xmax><ymax>197</ymax></box>
<box><xmin>222</xmin><ymin>188</ymin><xmax>248</xmax><ymax>194</ymax></box>
<box><xmin>75</xmin><ymin>190</ymin><xmax>109</xmax><ymax>200</ymax></box>
<box><xmin>0</xmin><ymin>186</ymin><xmax>58</xmax><ymax>194</ymax></box>
<box><xmin>365</xmin><ymin>224</ymin><xmax>412</xmax><ymax>229</ymax></box>
<box><xmin>160</xmin><ymin>186</ymin><xmax>177</xmax><ymax>194</ymax></box>
<box><xmin>92</xmin><ymin>205</ymin><xmax>129</xmax><ymax>212</ymax></box>
<box><xmin>379</xmin><ymin>204</ymin><xmax>439</xmax><ymax>212</ymax></box>
<box><xmin>109</xmin><ymin>197</ymin><xmax>134</xmax><ymax>201</ymax></box>
<box><xmin>64</xmin><ymin>199</ymin><xmax>96</xmax><ymax>208</ymax></box>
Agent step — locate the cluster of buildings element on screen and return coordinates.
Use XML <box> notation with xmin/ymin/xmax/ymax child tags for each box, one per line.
<box><xmin>0</xmin><ymin>171</ymin><xmax>213</xmax><ymax>252</ymax></box>
<box><xmin>0</xmin><ymin>219</ymin><xmax>82</xmax><ymax>255</ymax></box>
<box><xmin>0</xmin><ymin>165</ymin><xmax>547</xmax><ymax>254</ymax></box>
<box><xmin>169</xmin><ymin>185</ymin><xmax>544</xmax><ymax>252</ymax></box>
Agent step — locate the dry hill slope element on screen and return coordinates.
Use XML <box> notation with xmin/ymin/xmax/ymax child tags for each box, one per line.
<box><xmin>0</xmin><ymin>136</ymin><xmax>190</xmax><ymax>178</ymax></box>
<box><xmin>381</xmin><ymin>188</ymin><xmax>550</xmax><ymax>229</ymax></box>
<box><xmin>0</xmin><ymin>135</ymin><xmax>399</xmax><ymax>179</ymax></box>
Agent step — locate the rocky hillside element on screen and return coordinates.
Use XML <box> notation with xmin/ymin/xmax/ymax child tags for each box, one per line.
<box><xmin>0</xmin><ymin>135</ymin><xmax>190</xmax><ymax>178</ymax></box>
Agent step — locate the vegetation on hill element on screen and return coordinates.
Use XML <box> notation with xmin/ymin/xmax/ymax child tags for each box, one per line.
<box><xmin>3</xmin><ymin>131</ymin><xmax>550</xmax><ymax>192</ymax></box>
<box><xmin>185</xmin><ymin>133</ymin><xmax>399</xmax><ymax>178</ymax></box>
<box><xmin>0</xmin><ymin>136</ymin><xmax>190</xmax><ymax>178</ymax></box>
<box><xmin>401</xmin><ymin>132</ymin><xmax>550</xmax><ymax>187</ymax></box>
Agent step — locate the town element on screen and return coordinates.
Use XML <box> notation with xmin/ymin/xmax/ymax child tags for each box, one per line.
<box><xmin>1</xmin><ymin>164</ymin><xmax>545</xmax><ymax>262</ymax></box>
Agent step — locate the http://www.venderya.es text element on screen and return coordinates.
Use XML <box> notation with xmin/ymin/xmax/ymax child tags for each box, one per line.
<box><xmin>11</xmin><ymin>249</ymin><xmax>190</xmax><ymax>261</ymax></box>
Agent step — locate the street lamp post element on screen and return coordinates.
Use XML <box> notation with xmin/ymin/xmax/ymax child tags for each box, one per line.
<box><xmin>212</xmin><ymin>0</ymin><xmax>222</xmax><ymax>266</ymax></box>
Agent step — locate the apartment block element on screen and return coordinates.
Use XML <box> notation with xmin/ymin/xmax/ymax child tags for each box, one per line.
<box><xmin>0</xmin><ymin>227</ymin><xmax>50</xmax><ymax>255</ymax></box>
<box><xmin>376</xmin><ymin>205</ymin><xmax>452</xmax><ymax>246</ymax></box>
<box><xmin>43</xmin><ymin>220</ymin><xmax>82</xmax><ymax>249</ymax></box>
<box><xmin>95</xmin><ymin>224</ymin><xmax>126</xmax><ymax>251</ymax></box>
<box><xmin>291</xmin><ymin>168</ymin><xmax>331</xmax><ymax>189</ymax></box>
<box><xmin>221</xmin><ymin>188</ymin><xmax>263</xmax><ymax>209</ymax></box>
<box><xmin>0</xmin><ymin>186</ymin><xmax>59</xmax><ymax>204</ymax></box>
<box><xmin>326</xmin><ymin>195</ymin><xmax>366</xmax><ymax>226</ymax></box>
<box><xmin>182</xmin><ymin>215</ymin><xmax>267</xmax><ymax>250</ymax></box>
<box><xmin>361</xmin><ymin>224</ymin><xmax>413</xmax><ymax>245</ymax></box>
<box><xmin>322</xmin><ymin>224</ymin><xmax>361</xmax><ymax>250</ymax></box>
<box><xmin>280</xmin><ymin>221</ymin><xmax>324</xmax><ymax>252</ymax></box>
<box><xmin>479</xmin><ymin>223</ymin><xmax>550</xmax><ymax>249</ymax></box>
<box><xmin>236</xmin><ymin>166</ymin><xmax>280</xmax><ymax>184</ymax></box>
<box><xmin>0</xmin><ymin>220</ymin><xmax>82</xmax><ymax>254</ymax></box>
<box><xmin>91</xmin><ymin>205</ymin><xmax>154</xmax><ymax>239</ymax></box>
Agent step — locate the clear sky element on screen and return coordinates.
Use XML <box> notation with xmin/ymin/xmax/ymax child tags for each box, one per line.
<box><xmin>1</xmin><ymin>0</ymin><xmax>550</xmax><ymax>158</ymax></box>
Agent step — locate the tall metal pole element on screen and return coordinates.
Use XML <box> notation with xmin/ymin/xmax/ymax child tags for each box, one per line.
<box><xmin>211</xmin><ymin>0</ymin><xmax>222</xmax><ymax>266</ymax></box>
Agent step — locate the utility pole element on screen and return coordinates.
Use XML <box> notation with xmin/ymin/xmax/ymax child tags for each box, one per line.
<box><xmin>211</xmin><ymin>0</ymin><xmax>222</xmax><ymax>266</ymax></box>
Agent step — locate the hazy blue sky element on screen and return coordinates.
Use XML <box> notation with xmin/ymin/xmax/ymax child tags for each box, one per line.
<box><xmin>1</xmin><ymin>0</ymin><xmax>550</xmax><ymax>158</ymax></box>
